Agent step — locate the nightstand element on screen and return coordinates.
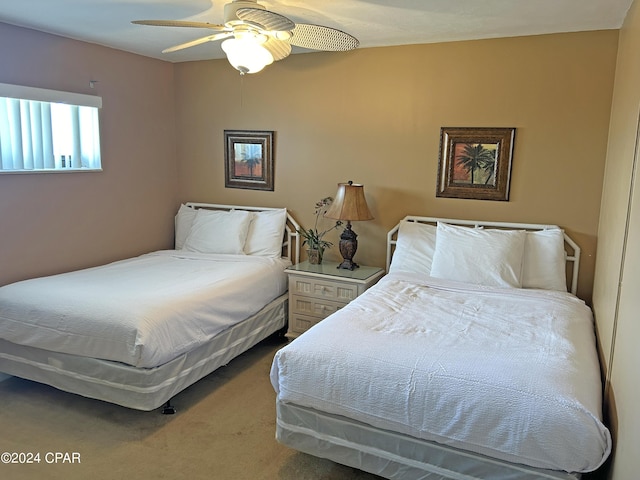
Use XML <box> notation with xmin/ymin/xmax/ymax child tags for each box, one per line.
<box><xmin>285</xmin><ymin>261</ymin><xmax>385</xmax><ymax>340</ymax></box>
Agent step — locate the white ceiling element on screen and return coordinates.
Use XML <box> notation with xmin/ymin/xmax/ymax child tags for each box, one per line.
<box><xmin>0</xmin><ymin>0</ymin><xmax>634</xmax><ymax>63</ymax></box>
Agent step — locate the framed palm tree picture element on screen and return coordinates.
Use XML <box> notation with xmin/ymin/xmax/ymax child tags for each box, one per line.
<box><xmin>224</xmin><ymin>130</ymin><xmax>274</xmax><ymax>191</ymax></box>
<box><xmin>436</xmin><ymin>127</ymin><xmax>515</xmax><ymax>201</ymax></box>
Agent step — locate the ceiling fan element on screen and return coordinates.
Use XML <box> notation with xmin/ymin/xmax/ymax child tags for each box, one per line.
<box><xmin>132</xmin><ymin>0</ymin><xmax>360</xmax><ymax>75</ymax></box>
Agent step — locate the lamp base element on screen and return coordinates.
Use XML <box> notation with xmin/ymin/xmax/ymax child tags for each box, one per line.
<box><xmin>337</xmin><ymin>258</ymin><xmax>359</xmax><ymax>270</ymax></box>
<box><xmin>337</xmin><ymin>222</ymin><xmax>359</xmax><ymax>270</ymax></box>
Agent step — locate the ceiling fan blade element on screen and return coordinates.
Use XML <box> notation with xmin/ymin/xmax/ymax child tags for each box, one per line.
<box><xmin>162</xmin><ymin>32</ymin><xmax>232</xmax><ymax>53</ymax></box>
<box><xmin>288</xmin><ymin>24</ymin><xmax>359</xmax><ymax>51</ymax></box>
<box><xmin>235</xmin><ymin>8</ymin><xmax>295</xmax><ymax>32</ymax></box>
<box><xmin>262</xmin><ymin>37</ymin><xmax>292</xmax><ymax>62</ymax></box>
<box><xmin>132</xmin><ymin>20</ymin><xmax>226</xmax><ymax>31</ymax></box>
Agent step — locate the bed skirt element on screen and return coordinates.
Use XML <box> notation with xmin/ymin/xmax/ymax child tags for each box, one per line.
<box><xmin>275</xmin><ymin>400</ymin><xmax>581</xmax><ymax>480</ymax></box>
<box><xmin>0</xmin><ymin>294</ymin><xmax>287</xmax><ymax>411</ymax></box>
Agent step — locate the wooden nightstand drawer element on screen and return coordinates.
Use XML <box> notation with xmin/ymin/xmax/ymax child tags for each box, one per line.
<box><xmin>289</xmin><ymin>276</ymin><xmax>358</xmax><ymax>303</ymax></box>
<box><xmin>289</xmin><ymin>313</ymin><xmax>322</xmax><ymax>335</ymax></box>
<box><xmin>290</xmin><ymin>294</ymin><xmax>345</xmax><ymax>319</ymax></box>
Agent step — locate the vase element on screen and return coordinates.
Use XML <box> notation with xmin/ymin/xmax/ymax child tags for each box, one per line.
<box><xmin>307</xmin><ymin>248</ymin><xmax>323</xmax><ymax>265</ymax></box>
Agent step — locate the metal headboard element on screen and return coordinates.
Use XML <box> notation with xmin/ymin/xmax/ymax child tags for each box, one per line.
<box><xmin>386</xmin><ymin>216</ymin><xmax>580</xmax><ymax>295</ymax></box>
<box><xmin>185</xmin><ymin>203</ymin><xmax>301</xmax><ymax>264</ymax></box>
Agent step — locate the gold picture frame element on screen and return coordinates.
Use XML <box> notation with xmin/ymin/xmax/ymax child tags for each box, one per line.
<box><xmin>436</xmin><ymin>127</ymin><xmax>515</xmax><ymax>201</ymax></box>
<box><xmin>224</xmin><ymin>130</ymin><xmax>274</xmax><ymax>191</ymax></box>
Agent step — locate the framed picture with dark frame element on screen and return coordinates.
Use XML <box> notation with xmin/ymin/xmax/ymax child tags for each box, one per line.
<box><xmin>436</xmin><ymin>127</ymin><xmax>515</xmax><ymax>201</ymax></box>
<box><xmin>224</xmin><ymin>130</ymin><xmax>274</xmax><ymax>191</ymax></box>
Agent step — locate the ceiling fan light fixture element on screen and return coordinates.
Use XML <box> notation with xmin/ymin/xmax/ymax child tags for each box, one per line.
<box><xmin>221</xmin><ymin>35</ymin><xmax>274</xmax><ymax>75</ymax></box>
<box><xmin>133</xmin><ymin>0</ymin><xmax>359</xmax><ymax>73</ymax></box>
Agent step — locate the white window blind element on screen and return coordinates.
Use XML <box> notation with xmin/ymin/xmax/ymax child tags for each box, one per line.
<box><xmin>0</xmin><ymin>83</ymin><xmax>102</xmax><ymax>173</ymax></box>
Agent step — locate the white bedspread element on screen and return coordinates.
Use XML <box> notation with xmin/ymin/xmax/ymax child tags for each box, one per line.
<box><xmin>0</xmin><ymin>251</ymin><xmax>289</xmax><ymax>368</ymax></box>
<box><xmin>270</xmin><ymin>272</ymin><xmax>611</xmax><ymax>473</ymax></box>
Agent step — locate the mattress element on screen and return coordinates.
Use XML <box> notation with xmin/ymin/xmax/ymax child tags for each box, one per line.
<box><xmin>0</xmin><ymin>294</ymin><xmax>287</xmax><ymax>411</ymax></box>
<box><xmin>271</xmin><ymin>272</ymin><xmax>611</xmax><ymax>474</ymax></box>
<box><xmin>0</xmin><ymin>251</ymin><xmax>290</xmax><ymax>368</ymax></box>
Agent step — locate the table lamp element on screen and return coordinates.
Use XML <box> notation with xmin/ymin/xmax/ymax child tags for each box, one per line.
<box><xmin>324</xmin><ymin>181</ymin><xmax>374</xmax><ymax>270</ymax></box>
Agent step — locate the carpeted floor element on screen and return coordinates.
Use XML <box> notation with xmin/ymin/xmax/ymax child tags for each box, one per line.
<box><xmin>0</xmin><ymin>334</ymin><xmax>383</xmax><ymax>480</ymax></box>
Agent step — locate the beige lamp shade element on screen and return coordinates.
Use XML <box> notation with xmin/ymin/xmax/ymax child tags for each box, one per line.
<box><xmin>324</xmin><ymin>181</ymin><xmax>374</xmax><ymax>221</ymax></box>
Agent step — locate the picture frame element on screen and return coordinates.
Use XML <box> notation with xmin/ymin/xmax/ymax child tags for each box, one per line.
<box><xmin>224</xmin><ymin>130</ymin><xmax>274</xmax><ymax>191</ymax></box>
<box><xmin>436</xmin><ymin>127</ymin><xmax>515</xmax><ymax>201</ymax></box>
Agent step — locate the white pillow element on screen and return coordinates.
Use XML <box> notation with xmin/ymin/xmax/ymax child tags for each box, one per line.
<box><xmin>244</xmin><ymin>209</ymin><xmax>287</xmax><ymax>257</ymax></box>
<box><xmin>430</xmin><ymin>222</ymin><xmax>526</xmax><ymax>288</ymax></box>
<box><xmin>522</xmin><ymin>229</ymin><xmax>567</xmax><ymax>291</ymax></box>
<box><xmin>389</xmin><ymin>221</ymin><xmax>437</xmax><ymax>275</ymax></box>
<box><xmin>174</xmin><ymin>204</ymin><xmax>197</xmax><ymax>250</ymax></box>
<box><xmin>183</xmin><ymin>209</ymin><xmax>252</xmax><ymax>254</ymax></box>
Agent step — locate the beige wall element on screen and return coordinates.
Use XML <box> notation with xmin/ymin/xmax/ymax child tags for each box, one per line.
<box><xmin>0</xmin><ymin>23</ymin><xmax>178</xmax><ymax>286</ymax></box>
<box><xmin>593</xmin><ymin>0</ymin><xmax>640</xmax><ymax>478</ymax></box>
<box><xmin>175</xmin><ymin>30</ymin><xmax>617</xmax><ymax>302</ymax></box>
<box><xmin>0</xmin><ymin>25</ymin><xmax>616</xmax><ymax>302</ymax></box>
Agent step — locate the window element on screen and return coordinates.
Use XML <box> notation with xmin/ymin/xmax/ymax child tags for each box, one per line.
<box><xmin>0</xmin><ymin>83</ymin><xmax>102</xmax><ymax>173</ymax></box>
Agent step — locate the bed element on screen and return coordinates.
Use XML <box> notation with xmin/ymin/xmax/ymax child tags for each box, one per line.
<box><xmin>270</xmin><ymin>217</ymin><xmax>611</xmax><ymax>480</ymax></box>
<box><xmin>0</xmin><ymin>203</ymin><xmax>300</xmax><ymax>412</ymax></box>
